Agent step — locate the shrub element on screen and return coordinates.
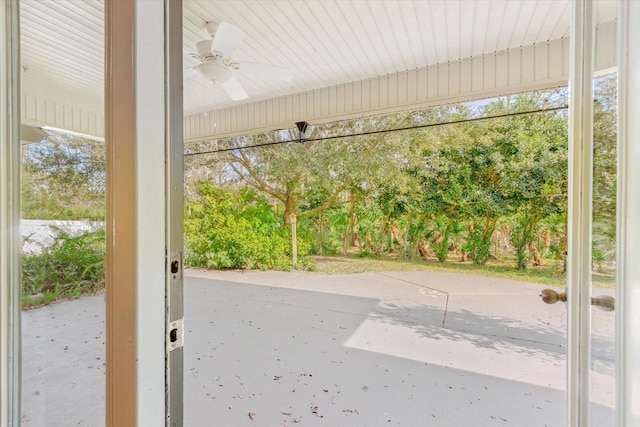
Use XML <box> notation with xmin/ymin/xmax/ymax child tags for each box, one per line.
<box><xmin>430</xmin><ymin>217</ymin><xmax>462</xmax><ymax>263</ymax></box>
<box><xmin>464</xmin><ymin>224</ymin><xmax>492</xmax><ymax>265</ymax></box>
<box><xmin>22</xmin><ymin>229</ymin><xmax>105</xmax><ymax>308</ymax></box>
<box><xmin>184</xmin><ymin>183</ymin><xmax>311</xmax><ymax>270</ymax></box>
<box><xmin>510</xmin><ymin>216</ymin><xmax>533</xmax><ymax>269</ymax></box>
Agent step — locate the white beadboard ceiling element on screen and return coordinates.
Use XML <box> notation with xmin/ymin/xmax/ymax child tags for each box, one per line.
<box><xmin>20</xmin><ymin>0</ymin><xmax>618</xmax><ymax>118</ymax></box>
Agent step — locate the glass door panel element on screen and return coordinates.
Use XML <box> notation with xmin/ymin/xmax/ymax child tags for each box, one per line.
<box><xmin>590</xmin><ymin>3</ymin><xmax>619</xmax><ymax>425</ymax></box>
<box><xmin>19</xmin><ymin>1</ymin><xmax>105</xmax><ymax>425</ymax></box>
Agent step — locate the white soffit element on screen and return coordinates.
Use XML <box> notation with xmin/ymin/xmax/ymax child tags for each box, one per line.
<box><xmin>20</xmin><ymin>1</ymin><xmax>103</xmax><ymax>106</ymax></box>
<box><xmin>19</xmin><ymin>0</ymin><xmax>618</xmax><ymax>138</ymax></box>
<box><xmin>182</xmin><ymin>0</ymin><xmax>616</xmax><ymax>115</ymax></box>
<box><xmin>20</xmin><ymin>0</ymin><xmax>104</xmax><ymax>137</ymax></box>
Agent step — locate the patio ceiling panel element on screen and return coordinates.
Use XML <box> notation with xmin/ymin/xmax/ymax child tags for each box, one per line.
<box><xmin>181</xmin><ymin>0</ymin><xmax>616</xmax><ymax>141</ymax></box>
<box><xmin>20</xmin><ymin>0</ymin><xmax>103</xmax><ymax>98</ymax></box>
<box><xmin>425</xmin><ymin>0</ymin><xmax>447</xmax><ymax>64</ymax></box>
<box><xmin>184</xmin><ymin>19</ymin><xmax>617</xmax><ymax>142</ymax></box>
<box><xmin>20</xmin><ymin>0</ymin><xmax>104</xmax><ymax>137</ymax></box>
<box><xmin>19</xmin><ymin>0</ymin><xmax>618</xmax><ymax>140</ymax></box>
<box><xmin>182</xmin><ymin>0</ymin><xmax>616</xmax><ymax>117</ymax></box>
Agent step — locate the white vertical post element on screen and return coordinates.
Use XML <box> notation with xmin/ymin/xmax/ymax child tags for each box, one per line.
<box><xmin>290</xmin><ymin>213</ymin><xmax>297</xmax><ymax>269</ymax></box>
<box><xmin>616</xmin><ymin>0</ymin><xmax>640</xmax><ymax>425</ymax></box>
<box><xmin>105</xmin><ymin>0</ymin><xmax>183</xmax><ymax>425</ymax></box>
<box><xmin>0</xmin><ymin>0</ymin><xmax>21</xmax><ymax>427</ymax></box>
<box><xmin>0</xmin><ymin>1</ymin><xmax>21</xmax><ymax>426</ymax></box>
<box><xmin>567</xmin><ymin>0</ymin><xmax>594</xmax><ymax>426</ymax></box>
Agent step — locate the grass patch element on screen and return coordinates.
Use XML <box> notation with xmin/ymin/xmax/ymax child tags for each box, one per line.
<box><xmin>22</xmin><ymin>229</ymin><xmax>105</xmax><ymax>309</ymax></box>
<box><xmin>311</xmin><ymin>255</ymin><xmax>615</xmax><ymax>288</ymax></box>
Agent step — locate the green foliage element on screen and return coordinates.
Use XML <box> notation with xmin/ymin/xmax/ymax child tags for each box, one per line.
<box><xmin>22</xmin><ymin>129</ymin><xmax>105</xmax><ymax>221</ymax></box>
<box><xmin>355</xmin><ymin>250</ymin><xmax>375</xmax><ymax>259</ymax></box>
<box><xmin>183</xmin><ymin>80</ymin><xmax>616</xmax><ymax>274</ymax></box>
<box><xmin>430</xmin><ymin>217</ymin><xmax>462</xmax><ymax>262</ymax></box>
<box><xmin>21</xmin><ymin>197</ymin><xmax>104</xmax><ymax>221</ymax></box>
<box><xmin>22</xmin><ymin>229</ymin><xmax>106</xmax><ymax>308</ymax></box>
<box><xmin>592</xmin><ymin>74</ymin><xmax>617</xmax><ymax>265</ymax></box>
<box><xmin>510</xmin><ymin>214</ymin><xmax>534</xmax><ymax>270</ymax></box>
<box><xmin>312</xmin><ymin>254</ymin><xmax>614</xmax><ymax>289</ymax></box>
<box><xmin>464</xmin><ymin>223</ymin><xmax>492</xmax><ymax>265</ymax></box>
<box><xmin>593</xmin><ymin>222</ymin><xmax>616</xmax><ymax>269</ymax></box>
<box><xmin>184</xmin><ymin>183</ymin><xmax>311</xmax><ymax>270</ymax></box>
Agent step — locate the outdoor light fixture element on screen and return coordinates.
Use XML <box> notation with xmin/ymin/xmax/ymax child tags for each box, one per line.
<box><xmin>296</xmin><ymin>121</ymin><xmax>309</xmax><ymax>143</ymax></box>
<box><xmin>196</xmin><ymin>59</ymin><xmax>233</xmax><ymax>83</ymax></box>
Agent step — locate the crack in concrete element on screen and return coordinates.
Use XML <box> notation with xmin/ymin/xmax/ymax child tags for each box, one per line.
<box><xmin>375</xmin><ymin>272</ymin><xmax>451</xmax><ymax>328</ymax></box>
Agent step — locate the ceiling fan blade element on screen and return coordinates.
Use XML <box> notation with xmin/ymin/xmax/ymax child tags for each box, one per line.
<box><xmin>221</xmin><ymin>75</ymin><xmax>248</xmax><ymax>101</ymax></box>
<box><xmin>236</xmin><ymin>61</ymin><xmax>293</xmax><ymax>82</ymax></box>
<box><xmin>210</xmin><ymin>21</ymin><xmax>246</xmax><ymax>58</ymax></box>
<box><xmin>183</xmin><ymin>66</ymin><xmax>198</xmax><ymax>79</ymax></box>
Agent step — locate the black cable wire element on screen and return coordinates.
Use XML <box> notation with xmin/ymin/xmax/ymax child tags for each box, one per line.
<box><xmin>184</xmin><ymin>104</ymin><xmax>568</xmax><ymax>157</ymax></box>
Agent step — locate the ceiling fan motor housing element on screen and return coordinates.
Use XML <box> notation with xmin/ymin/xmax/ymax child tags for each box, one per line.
<box><xmin>188</xmin><ymin>19</ymin><xmax>291</xmax><ymax>101</ymax></box>
<box><xmin>197</xmin><ymin>60</ymin><xmax>233</xmax><ymax>83</ymax></box>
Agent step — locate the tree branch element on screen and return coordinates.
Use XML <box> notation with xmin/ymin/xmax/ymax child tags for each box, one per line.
<box><xmin>299</xmin><ymin>179</ymin><xmax>354</xmax><ymax>218</ymax></box>
<box><xmin>227</xmin><ymin>157</ymin><xmax>286</xmax><ymax>202</ymax></box>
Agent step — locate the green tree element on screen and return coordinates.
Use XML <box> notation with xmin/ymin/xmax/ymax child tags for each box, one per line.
<box><xmin>184</xmin><ymin>183</ymin><xmax>309</xmax><ymax>270</ymax></box>
<box><xmin>418</xmin><ymin>147</ymin><xmax>474</xmax><ymax>262</ymax></box>
<box><xmin>592</xmin><ymin>74</ymin><xmax>617</xmax><ymax>266</ymax></box>
<box><xmin>457</xmin><ymin>129</ymin><xmax>510</xmax><ymax>265</ymax></box>
<box><xmin>22</xmin><ymin>129</ymin><xmax>105</xmax><ymax>220</ymax></box>
<box><xmin>484</xmin><ymin>94</ymin><xmax>568</xmax><ymax>269</ymax></box>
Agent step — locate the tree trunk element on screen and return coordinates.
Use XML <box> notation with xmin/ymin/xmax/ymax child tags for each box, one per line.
<box><xmin>283</xmin><ymin>194</ymin><xmax>299</xmax><ymax>226</ymax></box>
<box><xmin>529</xmin><ymin>243</ymin><xmax>541</xmax><ymax>266</ymax></box>
<box><xmin>348</xmin><ymin>201</ymin><xmax>361</xmax><ymax>250</ymax></box>
<box><xmin>366</xmin><ymin>231</ymin><xmax>374</xmax><ymax>251</ymax></box>
<box><xmin>418</xmin><ymin>240</ymin><xmax>429</xmax><ymax>259</ymax></box>
<box><xmin>542</xmin><ymin>229</ymin><xmax>551</xmax><ymax>254</ymax></box>
<box><xmin>403</xmin><ymin>210</ymin><xmax>414</xmax><ymax>259</ymax></box>
<box><xmin>375</xmin><ymin>209</ymin><xmax>393</xmax><ymax>256</ymax></box>
<box><xmin>342</xmin><ymin>227</ymin><xmax>349</xmax><ymax>256</ymax></box>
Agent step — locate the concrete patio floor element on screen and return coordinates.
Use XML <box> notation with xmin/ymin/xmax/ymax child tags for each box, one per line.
<box><xmin>21</xmin><ymin>270</ymin><xmax>615</xmax><ymax>426</ymax></box>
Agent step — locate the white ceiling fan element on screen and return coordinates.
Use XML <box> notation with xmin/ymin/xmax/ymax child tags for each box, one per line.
<box><xmin>185</xmin><ymin>21</ymin><xmax>293</xmax><ymax>101</ymax></box>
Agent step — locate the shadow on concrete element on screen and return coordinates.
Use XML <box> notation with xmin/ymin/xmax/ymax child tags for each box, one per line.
<box><xmin>370</xmin><ymin>302</ymin><xmax>614</xmax><ymax>375</ymax></box>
